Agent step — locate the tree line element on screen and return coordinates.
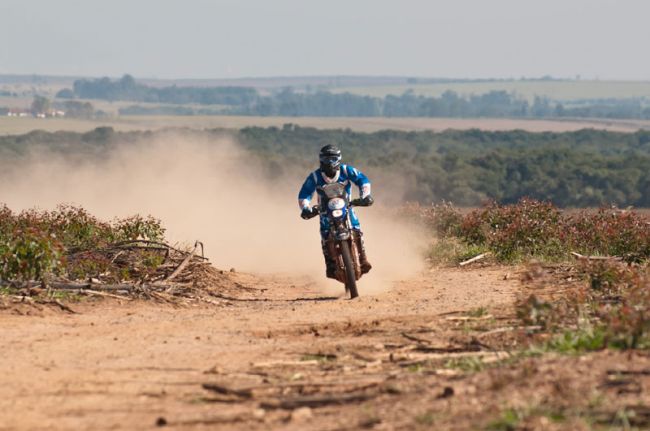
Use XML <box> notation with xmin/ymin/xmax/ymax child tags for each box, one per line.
<box><xmin>2</xmin><ymin>126</ymin><xmax>649</xmax><ymax>208</ymax></box>
<box><xmin>236</xmin><ymin>126</ymin><xmax>650</xmax><ymax>207</ymax></box>
<box><xmin>56</xmin><ymin>75</ymin><xmax>650</xmax><ymax>120</ymax></box>
<box><xmin>59</xmin><ymin>75</ymin><xmax>257</xmax><ymax>106</ymax></box>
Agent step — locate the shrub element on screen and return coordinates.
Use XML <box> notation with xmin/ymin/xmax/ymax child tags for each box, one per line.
<box><xmin>460</xmin><ymin>199</ymin><xmax>565</xmax><ymax>262</ymax></box>
<box><xmin>451</xmin><ymin>199</ymin><xmax>649</xmax><ymax>263</ymax></box>
<box><xmin>47</xmin><ymin>205</ymin><xmax>114</xmax><ymax>250</ymax></box>
<box><xmin>0</xmin><ymin>203</ymin><xmax>169</xmax><ymax>283</ymax></box>
<box><xmin>112</xmin><ymin>215</ymin><xmax>166</xmax><ymax>242</ymax></box>
<box><xmin>566</xmin><ymin>208</ymin><xmax>650</xmax><ymax>262</ymax></box>
<box><xmin>0</xmin><ymin>227</ymin><xmax>64</xmax><ymax>282</ymax></box>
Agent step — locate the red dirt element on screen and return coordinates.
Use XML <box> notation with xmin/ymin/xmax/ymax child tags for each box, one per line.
<box><xmin>1</xmin><ymin>267</ymin><xmax>647</xmax><ymax>430</ymax></box>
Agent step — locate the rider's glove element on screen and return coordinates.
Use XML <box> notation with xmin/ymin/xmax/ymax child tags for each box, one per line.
<box><xmin>352</xmin><ymin>196</ymin><xmax>374</xmax><ymax>207</ymax></box>
<box><xmin>301</xmin><ymin>206</ymin><xmax>319</xmax><ymax>220</ymax></box>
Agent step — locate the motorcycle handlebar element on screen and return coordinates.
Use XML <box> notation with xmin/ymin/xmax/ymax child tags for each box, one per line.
<box><xmin>305</xmin><ymin>198</ymin><xmax>370</xmax><ymax>220</ymax></box>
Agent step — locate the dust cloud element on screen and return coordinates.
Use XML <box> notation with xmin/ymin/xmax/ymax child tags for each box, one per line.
<box><xmin>0</xmin><ymin>133</ymin><xmax>425</xmax><ymax>294</ymax></box>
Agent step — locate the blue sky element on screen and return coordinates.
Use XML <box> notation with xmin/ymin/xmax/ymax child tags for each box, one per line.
<box><xmin>1</xmin><ymin>0</ymin><xmax>648</xmax><ymax>79</ymax></box>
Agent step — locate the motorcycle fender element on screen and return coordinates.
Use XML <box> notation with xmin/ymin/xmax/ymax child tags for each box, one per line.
<box><xmin>336</xmin><ymin>231</ymin><xmax>350</xmax><ymax>241</ymax></box>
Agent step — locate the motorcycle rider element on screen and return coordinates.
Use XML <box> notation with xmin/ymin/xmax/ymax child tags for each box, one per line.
<box><xmin>298</xmin><ymin>144</ymin><xmax>373</xmax><ymax>279</ymax></box>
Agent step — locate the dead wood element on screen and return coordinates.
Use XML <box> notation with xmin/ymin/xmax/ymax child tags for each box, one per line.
<box><xmin>78</xmin><ymin>289</ymin><xmax>132</xmax><ymax>301</ymax></box>
<box><xmin>164</xmin><ymin>241</ymin><xmax>200</xmax><ymax>282</ymax></box>
<box><xmin>459</xmin><ymin>252</ymin><xmax>490</xmax><ymax>267</ymax></box>
<box><xmin>252</xmin><ymin>360</ymin><xmax>320</xmax><ymax>368</ymax></box>
<box><xmin>570</xmin><ymin>251</ymin><xmax>622</xmax><ymax>261</ymax></box>
<box><xmin>401</xmin><ymin>332</ymin><xmax>433</xmax><ymax>344</ymax></box>
<box><xmin>202</xmin><ymin>379</ymin><xmax>386</xmax><ymax>396</ymax></box>
<box><xmin>606</xmin><ymin>369</ymin><xmax>650</xmax><ymax>376</ymax></box>
<box><xmin>202</xmin><ymin>383</ymin><xmax>253</xmax><ymax>399</ymax></box>
<box><xmin>39</xmin><ymin>299</ymin><xmax>77</xmax><ymax>313</ymax></box>
<box><xmin>412</xmin><ymin>344</ymin><xmax>482</xmax><ymax>353</ymax></box>
<box><xmin>259</xmin><ymin>391</ymin><xmax>379</xmax><ymax>409</ymax></box>
<box><xmin>49</xmin><ymin>282</ymin><xmax>135</xmax><ymax>291</ymax></box>
<box><xmin>0</xmin><ymin>237</ymin><xmax>245</xmax><ymax>306</ymax></box>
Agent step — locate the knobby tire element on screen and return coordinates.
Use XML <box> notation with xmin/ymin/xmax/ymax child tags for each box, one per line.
<box><xmin>340</xmin><ymin>240</ymin><xmax>359</xmax><ymax>299</ymax></box>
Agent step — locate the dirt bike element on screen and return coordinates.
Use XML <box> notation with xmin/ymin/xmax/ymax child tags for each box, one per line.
<box><xmin>304</xmin><ymin>182</ymin><xmax>370</xmax><ymax>299</ymax></box>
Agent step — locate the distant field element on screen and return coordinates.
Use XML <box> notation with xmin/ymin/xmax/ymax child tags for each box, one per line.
<box><xmin>2</xmin><ymin>115</ymin><xmax>650</xmax><ymax>136</ymax></box>
<box><xmin>331</xmin><ymin>80</ymin><xmax>650</xmax><ymax>101</ymax></box>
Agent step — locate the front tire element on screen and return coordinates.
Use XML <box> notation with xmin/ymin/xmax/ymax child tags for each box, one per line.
<box><xmin>340</xmin><ymin>240</ymin><xmax>359</xmax><ymax>299</ymax></box>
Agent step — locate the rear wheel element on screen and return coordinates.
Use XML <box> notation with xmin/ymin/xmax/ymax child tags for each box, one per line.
<box><xmin>340</xmin><ymin>240</ymin><xmax>359</xmax><ymax>299</ymax></box>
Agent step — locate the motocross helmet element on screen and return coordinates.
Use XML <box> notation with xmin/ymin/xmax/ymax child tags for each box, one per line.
<box><xmin>319</xmin><ymin>145</ymin><xmax>341</xmax><ymax>178</ymax></box>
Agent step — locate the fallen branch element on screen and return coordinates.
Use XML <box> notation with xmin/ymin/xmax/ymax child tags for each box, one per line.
<box><xmin>459</xmin><ymin>252</ymin><xmax>490</xmax><ymax>267</ymax></box>
<box><xmin>401</xmin><ymin>332</ymin><xmax>433</xmax><ymax>344</ymax></box>
<box><xmin>164</xmin><ymin>241</ymin><xmax>200</xmax><ymax>282</ymax></box>
<box><xmin>260</xmin><ymin>392</ymin><xmax>378</xmax><ymax>409</ymax></box>
<box><xmin>252</xmin><ymin>360</ymin><xmax>320</xmax><ymax>368</ymax></box>
<box><xmin>32</xmin><ymin>298</ymin><xmax>77</xmax><ymax>313</ymax></box>
<box><xmin>79</xmin><ymin>289</ymin><xmax>132</xmax><ymax>301</ymax></box>
<box><xmin>606</xmin><ymin>369</ymin><xmax>650</xmax><ymax>376</ymax></box>
<box><xmin>202</xmin><ymin>383</ymin><xmax>253</xmax><ymax>399</ymax></box>
<box><xmin>570</xmin><ymin>251</ymin><xmax>622</xmax><ymax>261</ymax></box>
<box><xmin>50</xmin><ymin>282</ymin><xmax>135</xmax><ymax>291</ymax></box>
<box><xmin>413</xmin><ymin>344</ymin><xmax>482</xmax><ymax>354</ymax></box>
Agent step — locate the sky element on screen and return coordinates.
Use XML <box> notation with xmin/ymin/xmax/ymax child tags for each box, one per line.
<box><xmin>1</xmin><ymin>0</ymin><xmax>649</xmax><ymax>80</ymax></box>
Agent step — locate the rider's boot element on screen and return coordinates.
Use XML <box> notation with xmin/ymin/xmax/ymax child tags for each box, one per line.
<box><xmin>355</xmin><ymin>231</ymin><xmax>372</xmax><ymax>274</ymax></box>
<box><xmin>322</xmin><ymin>240</ymin><xmax>337</xmax><ymax>279</ymax></box>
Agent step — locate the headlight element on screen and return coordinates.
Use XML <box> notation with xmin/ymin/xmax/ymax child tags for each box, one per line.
<box><xmin>331</xmin><ymin>209</ymin><xmax>343</xmax><ymax>218</ymax></box>
<box><xmin>328</xmin><ymin>198</ymin><xmax>345</xmax><ymax>210</ymax></box>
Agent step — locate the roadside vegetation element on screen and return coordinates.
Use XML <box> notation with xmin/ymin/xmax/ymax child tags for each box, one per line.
<box><xmin>405</xmin><ymin>199</ymin><xmax>650</xmax><ymax>428</ymax></box>
<box><xmin>0</xmin><ymin>203</ymin><xmax>231</xmax><ymax>308</ymax></box>
<box><xmin>409</xmin><ymin>199</ymin><xmax>650</xmax><ymax>264</ymax></box>
<box><xmin>0</xmin><ymin>204</ymin><xmax>166</xmax><ymax>285</ymax></box>
<box><xmin>407</xmin><ymin>194</ymin><xmax>650</xmax><ymax>322</ymax></box>
<box><xmin>409</xmin><ymin>199</ymin><xmax>650</xmax><ymax>349</ymax></box>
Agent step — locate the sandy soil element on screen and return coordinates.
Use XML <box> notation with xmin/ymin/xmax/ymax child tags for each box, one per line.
<box><xmin>1</xmin><ymin>268</ymin><xmax>648</xmax><ymax>430</ymax></box>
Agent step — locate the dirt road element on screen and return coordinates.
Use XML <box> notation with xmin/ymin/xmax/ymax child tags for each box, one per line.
<box><xmin>2</xmin><ymin>268</ymin><xmax>647</xmax><ymax>430</ymax></box>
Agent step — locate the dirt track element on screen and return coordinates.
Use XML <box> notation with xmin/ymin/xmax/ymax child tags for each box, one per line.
<box><xmin>2</xmin><ymin>268</ymin><xmax>648</xmax><ymax>430</ymax></box>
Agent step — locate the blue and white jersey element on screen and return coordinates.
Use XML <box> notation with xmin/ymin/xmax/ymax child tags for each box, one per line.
<box><xmin>298</xmin><ymin>164</ymin><xmax>371</xmax><ymax>234</ymax></box>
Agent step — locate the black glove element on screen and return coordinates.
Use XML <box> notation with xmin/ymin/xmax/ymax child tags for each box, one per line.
<box><xmin>301</xmin><ymin>206</ymin><xmax>319</xmax><ymax>220</ymax></box>
<box><xmin>351</xmin><ymin>196</ymin><xmax>374</xmax><ymax>207</ymax></box>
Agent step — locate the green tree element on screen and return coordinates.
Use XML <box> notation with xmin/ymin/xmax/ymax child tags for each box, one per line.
<box><xmin>31</xmin><ymin>96</ymin><xmax>51</xmax><ymax>115</ymax></box>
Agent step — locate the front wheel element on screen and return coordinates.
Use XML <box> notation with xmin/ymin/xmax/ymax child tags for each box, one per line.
<box><xmin>340</xmin><ymin>240</ymin><xmax>359</xmax><ymax>299</ymax></box>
